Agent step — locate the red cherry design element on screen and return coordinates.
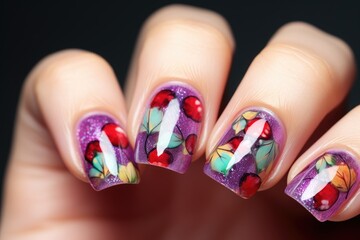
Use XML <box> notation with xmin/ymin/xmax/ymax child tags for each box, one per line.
<box><xmin>150</xmin><ymin>90</ymin><xmax>176</xmax><ymax>108</ymax></box>
<box><xmin>102</xmin><ymin>123</ymin><xmax>129</xmax><ymax>148</ymax></box>
<box><xmin>85</xmin><ymin>140</ymin><xmax>102</xmax><ymax>162</ymax></box>
<box><xmin>244</xmin><ymin>118</ymin><xmax>272</xmax><ymax>140</ymax></box>
<box><xmin>238</xmin><ymin>173</ymin><xmax>262</xmax><ymax>199</ymax></box>
<box><xmin>313</xmin><ymin>183</ymin><xmax>339</xmax><ymax>211</ymax></box>
<box><xmin>148</xmin><ymin>148</ymin><xmax>173</xmax><ymax>167</ymax></box>
<box><xmin>182</xmin><ymin>96</ymin><xmax>202</xmax><ymax>122</ymax></box>
<box><xmin>185</xmin><ymin>134</ymin><xmax>197</xmax><ymax>155</ymax></box>
<box><xmin>227</xmin><ymin>136</ymin><xmax>243</xmax><ymax>151</ymax></box>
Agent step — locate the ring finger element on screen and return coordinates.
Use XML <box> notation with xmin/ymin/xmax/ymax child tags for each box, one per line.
<box><xmin>204</xmin><ymin>22</ymin><xmax>355</xmax><ymax>199</ymax></box>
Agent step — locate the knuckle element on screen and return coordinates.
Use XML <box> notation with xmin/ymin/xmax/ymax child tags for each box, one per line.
<box><xmin>261</xmin><ymin>43</ymin><xmax>336</xmax><ymax>90</ymax></box>
<box><xmin>278</xmin><ymin>21</ymin><xmax>354</xmax><ymax>60</ymax></box>
<box><xmin>276</xmin><ymin>21</ymin><xmax>317</xmax><ymax>34</ymax></box>
<box><xmin>351</xmin><ymin>105</ymin><xmax>360</xmax><ymax>116</ymax></box>
<box><xmin>148</xmin><ymin>4</ymin><xmax>229</xmax><ymax>28</ymax></box>
<box><xmin>278</xmin><ymin>21</ymin><xmax>353</xmax><ymax>55</ymax></box>
<box><xmin>274</xmin><ymin>21</ymin><xmax>355</xmax><ymax>81</ymax></box>
<box><xmin>148</xmin><ymin>4</ymin><xmax>194</xmax><ymax>18</ymax></box>
<box><xmin>142</xmin><ymin>4</ymin><xmax>234</xmax><ymax>48</ymax></box>
<box><xmin>32</xmin><ymin>49</ymin><xmax>109</xmax><ymax>93</ymax></box>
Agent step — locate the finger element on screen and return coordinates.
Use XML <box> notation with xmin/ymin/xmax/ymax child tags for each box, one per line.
<box><xmin>285</xmin><ymin>106</ymin><xmax>360</xmax><ymax>222</ymax></box>
<box><xmin>126</xmin><ymin>5</ymin><xmax>235</xmax><ymax>173</ymax></box>
<box><xmin>1</xmin><ymin>50</ymin><xmax>139</xmax><ymax>238</ymax></box>
<box><xmin>204</xmin><ymin>22</ymin><xmax>355</xmax><ymax>199</ymax></box>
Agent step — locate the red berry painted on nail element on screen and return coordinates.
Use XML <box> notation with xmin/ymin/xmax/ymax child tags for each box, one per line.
<box><xmin>185</xmin><ymin>134</ymin><xmax>197</xmax><ymax>155</ymax></box>
<box><xmin>313</xmin><ymin>183</ymin><xmax>339</xmax><ymax>211</ymax></box>
<box><xmin>182</xmin><ymin>96</ymin><xmax>202</xmax><ymax>122</ymax></box>
<box><xmin>150</xmin><ymin>90</ymin><xmax>176</xmax><ymax>108</ymax></box>
<box><xmin>245</xmin><ymin>118</ymin><xmax>272</xmax><ymax>140</ymax></box>
<box><xmin>227</xmin><ymin>136</ymin><xmax>243</xmax><ymax>151</ymax></box>
<box><xmin>148</xmin><ymin>148</ymin><xmax>173</xmax><ymax>167</ymax></box>
<box><xmin>85</xmin><ymin>140</ymin><xmax>102</xmax><ymax>162</ymax></box>
<box><xmin>102</xmin><ymin>123</ymin><xmax>129</xmax><ymax>148</ymax></box>
<box><xmin>238</xmin><ymin>173</ymin><xmax>262</xmax><ymax>199</ymax></box>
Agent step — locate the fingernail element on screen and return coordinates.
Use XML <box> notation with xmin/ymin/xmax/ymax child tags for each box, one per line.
<box><xmin>134</xmin><ymin>83</ymin><xmax>203</xmax><ymax>173</ymax></box>
<box><xmin>204</xmin><ymin>108</ymin><xmax>284</xmax><ymax>199</ymax></box>
<box><xmin>77</xmin><ymin>114</ymin><xmax>140</xmax><ymax>191</ymax></box>
<box><xmin>285</xmin><ymin>151</ymin><xmax>359</xmax><ymax>222</ymax></box>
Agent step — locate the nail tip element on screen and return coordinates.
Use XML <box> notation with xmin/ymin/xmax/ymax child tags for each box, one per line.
<box><xmin>90</xmin><ymin>173</ymin><xmax>141</xmax><ymax>191</ymax></box>
<box><xmin>91</xmin><ymin>181</ymin><xmax>141</xmax><ymax>192</ymax></box>
<box><xmin>204</xmin><ymin>166</ymin><xmax>256</xmax><ymax>199</ymax></box>
<box><xmin>284</xmin><ymin>189</ymin><xmax>329</xmax><ymax>222</ymax></box>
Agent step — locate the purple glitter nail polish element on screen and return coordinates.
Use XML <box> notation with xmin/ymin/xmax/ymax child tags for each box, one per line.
<box><xmin>204</xmin><ymin>108</ymin><xmax>284</xmax><ymax>199</ymax></box>
<box><xmin>77</xmin><ymin>114</ymin><xmax>140</xmax><ymax>191</ymax></box>
<box><xmin>285</xmin><ymin>151</ymin><xmax>359</xmax><ymax>222</ymax></box>
<box><xmin>134</xmin><ymin>83</ymin><xmax>203</xmax><ymax>173</ymax></box>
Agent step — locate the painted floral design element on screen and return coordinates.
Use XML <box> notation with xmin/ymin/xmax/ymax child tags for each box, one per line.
<box><xmin>135</xmin><ymin>85</ymin><xmax>203</xmax><ymax>173</ymax></box>
<box><xmin>204</xmin><ymin>109</ymin><xmax>284</xmax><ymax>199</ymax></box>
<box><xmin>285</xmin><ymin>151</ymin><xmax>359</xmax><ymax>222</ymax></box>
<box><xmin>77</xmin><ymin>115</ymin><xmax>139</xmax><ymax>191</ymax></box>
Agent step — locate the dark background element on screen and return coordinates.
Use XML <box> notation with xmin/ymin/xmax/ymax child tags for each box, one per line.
<box><xmin>1</xmin><ymin>0</ymin><xmax>359</xmax><ymax>230</ymax></box>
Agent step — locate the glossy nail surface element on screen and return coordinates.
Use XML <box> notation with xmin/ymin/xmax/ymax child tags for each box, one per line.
<box><xmin>285</xmin><ymin>151</ymin><xmax>359</xmax><ymax>222</ymax></box>
<box><xmin>204</xmin><ymin>108</ymin><xmax>284</xmax><ymax>198</ymax></box>
<box><xmin>134</xmin><ymin>84</ymin><xmax>203</xmax><ymax>173</ymax></box>
<box><xmin>77</xmin><ymin>114</ymin><xmax>140</xmax><ymax>190</ymax></box>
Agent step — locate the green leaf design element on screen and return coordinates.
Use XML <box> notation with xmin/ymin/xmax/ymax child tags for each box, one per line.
<box><xmin>232</xmin><ymin>117</ymin><xmax>246</xmax><ymax>134</ymax></box>
<box><xmin>167</xmin><ymin>133</ymin><xmax>183</xmax><ymax>148</ymax></box>
<box><xmin>209</xmin><ymin>144</ymin><xmax>234</xmax><ymax>175</ymax></box>
<box><xmin>140</xmin><ymin>108</ymin><xmax>163</xmax><ymax>134</ymax></box>
<box><xmin>89</xmin><ymin>153</ymin><xmax>106</xmax><ymax>178</ymax></box>
<box><xmin>315</xmin><ymin>153</ymin><xmax>336</xmax><ymax>172</ymax></box>
<box><xmin>93</xmin><ymin>154</ymin><xmax>104</xmax><ymax>172</ymax></box>
<box><xmin>315</xmin><ymin>159</ymin><xmax>327</xmax><ymax>172</ymax></box>
<box><xmin>89</xmin><ymin>168</ymin><xmax>103</xmax><ymax>178</ymax></box>
<box><xmin>255</xmin><ymin>140</ymin><xmax>278</xmax><ymax>173</ymax></box>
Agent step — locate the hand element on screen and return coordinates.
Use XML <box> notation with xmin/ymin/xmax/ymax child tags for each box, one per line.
<box><xmin>1</xmin><ymin>5</ymin><xmax>358</xmax><ymax>240</ymax></box>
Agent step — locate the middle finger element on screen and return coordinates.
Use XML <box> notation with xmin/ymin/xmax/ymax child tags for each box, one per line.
<box><xmin>126</xmin><ymin>5</ymin><xmax>234</xmax><ymax>174</ymax></box>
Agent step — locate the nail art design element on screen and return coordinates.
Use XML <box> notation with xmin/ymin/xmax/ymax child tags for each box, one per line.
<box><xmin>134</xmin><ymin>84</ymin><xmax>203</xmax><ymax>173</ymax></box>
<box><xmin>285</xmin><ymin>151</ymin><xmax>359</xmax><ymax>221</ymax></box>
<box><xmin>204</xmin><ymin>108</ymin><xmax>284</xmax><ymax>199</ymax></box>
<box><xmin>77</xmin><ymin>114</ymin><xmax>140</xmax><ymax>190</ymax></box>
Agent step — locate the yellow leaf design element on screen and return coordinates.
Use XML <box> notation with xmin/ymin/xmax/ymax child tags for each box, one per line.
<box><xmin>208</xmin><ymin>143</ymin><xmax>234</xmax><ymax>175</ymax></box>
<box><xmin>242</xmin><ymin>111</ymin><xmax>258</xmax><ymax>120</ymax></box>
<box><xmin>103</xmin><ymin>165</ymin><xmax>109</xmax><ymax>176</ymax></box>
<box><xmin>331</xmin><ymin>163</ymin><xmax>357</xmax><ymax>192</ymax></box>
<box><xmin>118</xmin><ymin>166</ymin><xmax>127</xmax><ymax>182</ymax></box>
<box><xmin>182</xmin><ymin>144</ymin><xmax>189</xmax><ymax>155</ymax></box>
<box><xmin>232</xmin><ymin>117</ymin><xmax>246</xmax><ymax>134</ymax></box>
<box><xmin>119</xmin><ymin>162</ymin><xmax>140</xmax><ymax>184</ymax></box>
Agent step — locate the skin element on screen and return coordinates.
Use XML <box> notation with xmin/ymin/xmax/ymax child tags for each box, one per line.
<box><xmin>0</xmin><ymin>4</ymin><xmax>358</xmax><ymax>240</ymax></box>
